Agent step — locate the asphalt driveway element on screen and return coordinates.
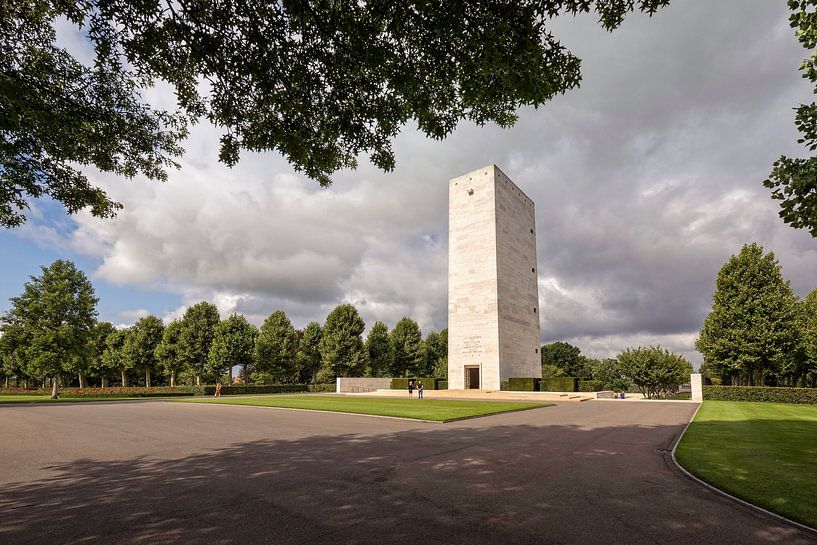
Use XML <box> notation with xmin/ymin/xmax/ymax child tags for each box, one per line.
<box><xmin>0</xmin><ymin>399</ymin><xmax>813</xmax><ymax>545</ymax></box>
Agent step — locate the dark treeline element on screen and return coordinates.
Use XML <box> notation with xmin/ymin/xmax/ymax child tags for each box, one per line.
<box><xmin>0</xmin><ymin>260</ymin><xmax>448</xmax><ymax>391</ymax></box>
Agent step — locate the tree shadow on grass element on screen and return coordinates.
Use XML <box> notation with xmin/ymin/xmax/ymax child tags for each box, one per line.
<box><xmin>0</xmin><ymin>412</ymin><xmax>814</xmax><ymax>545</ymax></box>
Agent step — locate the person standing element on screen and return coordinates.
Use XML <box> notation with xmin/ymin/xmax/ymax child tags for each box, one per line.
<box><xmin>417</xmin><ymin>381</ymin><xmax>424</xmax><ymax>400</ymax></box>
<box><xmin>408</xmin><ymin>380</ymin><xmax>414</xmax><ymax>398</ymax></box>
<box><xmin>214</xmin><ymin>382</ymin><xmax>222</xmax><ymax>398</ymax></box>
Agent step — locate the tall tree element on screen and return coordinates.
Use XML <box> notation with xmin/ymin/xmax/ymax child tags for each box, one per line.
<box><xmin>389</xmin><ymin>318</ymin><xmax>425</xmax><ymax>377</ymax></box>
<box><xmin>296</xmin><ymin>321</ymin><xmax>323</xmax><ymax>383</ymax></box>
<box><xmin>122</xmin><ymin>315</ymin><xmax>164</xmax><ymax>387</ymax></box>
<box><xmin>178</xmin><ymin>302</ymin><xmax>220</xmax><ymax>385</ymax></box>
<box><xmin>208</xmin><ymin>314</ymin><xmax>257</xmax><ymax>384</ymax></box>
<box><xmin>0</xmin><ymin>322</ymin><xmax>25</xmax><ymax>387</ymax></box>
<box><xmin>89</xmin><ymin>321</ymin><xmax>116</xmax><ymax>387</ymax></box>
<box><xmin>365</xmin><ymin>321</ymin><xmax>392</xmax><ymax>378</ymax></box>
<box><xmin>764</xmin><ymin>0</ymin><xmax>817</xmax><ymax>236</ymax></box>
<box><xmin>424</xmin><ymin>328</ymin><xmax>448</xmax><ymax>378</ymax></box>
<box><xmin>155</xmin><ymin>320</ymin><xmax>184</xmax><ymax>387</ymax></box>
<box><xmin>318</xmin><ymin>304</ymin><xmax>368</xmax><ymax>380</ymax></box>
<box><xmin>0</xmin><ymin>260</ymin><xmax>97</xmax><ymax>398</ymax></box>
<box><xmin>802</xmin><ymin>288</ymin><xmax>817</xmax><ymax>387</ymax></box>
<box><xmin>254</xmin><ymin>311</ymin><xmax>299</xmax><ymax>384</ymax></box>
<box><xmin>2</xmin><ymin>1</ymin><xmax>667</xmax><ymax>227</ymax></box>
<box><xmin>696</xmin><ymin>243</ymin><xmax>802</xmax><ymax>386</ymax></box>
<box><xmin>540</xmin><ymin>341</ymin><xmax>591</xmax><ymax>379</ymax></box>
<box><xmin>102</xmin><ymin>328</ymin><xmax>130</xmax><ymax>387</ymax></box>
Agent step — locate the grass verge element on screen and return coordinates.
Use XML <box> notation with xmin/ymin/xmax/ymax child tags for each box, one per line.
<box><xmin>175</xmin><ymin>395</ymin><xmax>552</xmax><ymax>422</ymax></box>
<box><xmin>675</xmin><ymin>400</ymin><xmax>817</xmax><ymax>529</ymax></box>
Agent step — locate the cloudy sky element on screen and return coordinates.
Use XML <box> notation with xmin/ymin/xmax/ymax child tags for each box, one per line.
<box><xmin>2</xmin><ymin>0</ymin><xmax>816</xmax><ymax>366</ymax></box>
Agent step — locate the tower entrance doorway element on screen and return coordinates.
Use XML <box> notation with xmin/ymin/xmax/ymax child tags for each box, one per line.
<box><xmin>465</xmin><ymin>366</ymin><xmax>480</xmax><ymax>389</ymax></box>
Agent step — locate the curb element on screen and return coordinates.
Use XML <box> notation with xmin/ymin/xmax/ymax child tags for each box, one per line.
<box><xmin>669</xmin><ymin>403</ymin><xmax>817</xmax><ymax>540</ymax></box>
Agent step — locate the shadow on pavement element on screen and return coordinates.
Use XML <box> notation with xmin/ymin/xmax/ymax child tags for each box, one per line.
<box><xmin>1</xmin><ymin>416</ymin><xmax>814</xmax><ymax>545</ymax></box>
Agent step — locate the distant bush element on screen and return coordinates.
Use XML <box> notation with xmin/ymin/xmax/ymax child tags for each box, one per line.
<box><xmin>541</xmin><ymin>377</ymin><xmax>578</xmax><ymax>392</ymax></box>
<box><xmin>703</xmin><ymin>385</ymin><xmax>817</xmax><ymax>404</ymax></box>
<box><xmin>616</xmin><ymin>346</ymin><xmax>692</xmax><ymax>399</ymax></box>
<box><xmin>578</xmin><ymin>380</ymin><xmax>605</xmax><ymax>392</ymax></box>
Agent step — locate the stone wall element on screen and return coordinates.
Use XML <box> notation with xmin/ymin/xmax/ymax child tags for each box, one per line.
<box><xmin>335</xmin><ymin>377</ymin><xmax>392</xmax><ymax>393</ymax></box>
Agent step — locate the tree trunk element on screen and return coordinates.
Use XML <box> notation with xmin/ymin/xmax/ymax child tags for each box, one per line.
<box><xmin>4</xmin><ymin>375</ymin><xmax>8</xmax><ymax>388</ymax></box>
<box><xmin>196</xmin><ymin>374</ymin><xmax>201</xmax><ymax>386</ymax></box>
<box><xmin>78</xmin><ymin>373</ymin><xmax>86</xmax><ymax>388</ymax></box>
<box><xmin>243</xmin><ymin>364</ymin><xmax>248</xmax><ymax>384</ymax></box>
<box><xmin>170</xmin><ymin>370</ymin><xmax>176</xmax><ymax>387</ymax></box>
<box><xmin>50</xmin><ymin>375</ymin><xmax>59</xmax><ymax>399</ymax></box>
<box><xmin>145</xmin><ymin>368</ymin><xmax>151</xmax><ymax>388</ymax></box>
<box><xmin>101</xmin><ymin>376</ymin><xmax>108</xmax><ymax>388</ymax></box>
<box><xmin>228</xmin><ymin>364</ymin><xmax>233</xmax><ymax>385</ymax></box>
<box><xmin>121</xmin><ymin>369</ymin><xmax>128</xmax><ymax>388</ymax></box>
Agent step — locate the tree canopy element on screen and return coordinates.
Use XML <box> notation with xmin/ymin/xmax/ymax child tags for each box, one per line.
<box><xmin>122</xmin><ymin>315</ymin><xmax>164</xmax><ymax>387</ymax></box>
<box><xmin>178</xmin><ymin>301</ymin><xmax>220</xmax><ymax>385</ymax></box>
<box><xmin>764</xmin><ymin>0</ymin><xmax>817</xmax><ymax>237</ymax></box>
<box><xmin>318</xmin><ymin>304</ymin><xmax>367</xmax><ymax>380</ymax></box>
<box><xmin>296</xmin><ymin>321</ymin><xmax>323</xmax><ymax>383</ymax></box>
<box><xmin>0</xmin><ymin>259</ymin><xmax>97</xmax><ymax>397</ymax></box>
<box><xmin>616</xmin><ymin>346</ymin><xmax>692</xmax><ymax>399</ymax></box>
<box><xmin>208</xmin><ymin>314</ymin><xmax>257</xmax><ymax>384</ymax></box>
<box><xmin>696</xmin><ymin>243</ymin><xmax>802</xmax><ymax>386</ymax></box>
<box><xmin>540</xmin><ymin>341</ymin><xmax>591</xmax><ymax>379</ymax></box>
<box><xmin>255</xmin><ymin>310</ymin><xmax>298</xmax><ymax>383</ymax></box>
<box><xmin>1</xmin><ymin>0</ymin><xmax>668</xmax><ymax>227</ymax></box>
<box><xmin>365</xmin><ymin>321</ymin><xmax>391</xmax><ymax>378</ymax></box>
<box><xmin>390</xmin><ymin>317</ymin><xmax>425</xmax><ymax>377</ymax></box>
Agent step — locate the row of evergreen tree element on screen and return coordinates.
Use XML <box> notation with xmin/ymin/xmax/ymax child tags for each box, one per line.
<box><xmin>0</xmin><ymin>260</ymin><xmax>448</xmax><ymax>389</ymax></box>
<box><xmin>696</xmin><ymin>243</ymin><xmax>817</xmax><ymax>387</ymax></box>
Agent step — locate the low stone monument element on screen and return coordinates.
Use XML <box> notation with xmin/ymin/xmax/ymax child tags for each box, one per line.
<box><xmin>447</xmin><ymin>165</ymin><xmax>542</xmax><ymax>390</ymax></box>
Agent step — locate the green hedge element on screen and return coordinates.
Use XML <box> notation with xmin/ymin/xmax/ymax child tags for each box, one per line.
<box><xmin>703</xmin><ymin>385</ymin><xmax>817</xmax><ymax>404</ymax></box>
<box><xmin>578</xmin><ymin>380</ymin><xmax>605</xmax><ymax>392</ymax></box>
<box><xmin>437</xmin><ymin>380</ymin><xmax>448</xmax><ymax>390</ymax></box>
<box><xmin>199</xmin><ymin>384</ymin><xmax>335</xmax><ymax>395</ymax></box>
<box><xmin>0</xmin><ymin>388</ymin><xmax>50</xmax><ymax>395</ymax></box>
<box><xmin>541</xmin><ymin>377</ymin><xmax>579</xmax><ymax>392</ymax></box>
<box><xmin>55</xmin><ymin>387</ymin><xmax>194</xmax><ymax>398</ymax></box>
<box><xmin>506</xmin><ymin>378</ymin><xmax>540</xmax><ymax>391</ymax></box>
<box><xmin>390</xmin><ymin>378</ymin><xmax>440</xmax><ymax>390</ymax></box>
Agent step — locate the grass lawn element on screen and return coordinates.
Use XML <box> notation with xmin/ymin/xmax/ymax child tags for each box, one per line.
<box><xmin>175</xmin><ymin>395</ymin><xmax>552</xmax><ymax>422</ymax></box>
<box><xmin>0</xmin><ymin>395</ymin><xmax>144</xmax><ymax>403</ymax></box>
<box><xmin>675</xmin><ymin>400</ymin><xmax>817</xmax><ymax>529</ymax></box>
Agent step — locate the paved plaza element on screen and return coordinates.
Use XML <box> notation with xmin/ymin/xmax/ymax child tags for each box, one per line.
<box><xmin>1</xmin><ymin>399</ymin><xmax>814</xmax><ymax>545</ymax></box>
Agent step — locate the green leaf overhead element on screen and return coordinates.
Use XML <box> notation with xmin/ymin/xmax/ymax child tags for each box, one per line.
<box><xmin>1</xmin><ymin>0</ymin><xmax>668</xmax><ymax>226</ymax></box>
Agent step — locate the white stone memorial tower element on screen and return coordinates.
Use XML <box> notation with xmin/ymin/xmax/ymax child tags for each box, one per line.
<box><xmin>447</xmin><ymin>165</ymin><xmax>542</xmax><ymax>390</ymax></box>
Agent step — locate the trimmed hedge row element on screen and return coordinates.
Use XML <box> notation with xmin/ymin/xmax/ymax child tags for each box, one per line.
<box><xmin>541</xmin><ymin>377</ymin><xmax>579</xmax><ymax>392</ymax></box>
<box><xmin>390</xmin><ymin>378</ymin><xmax>444</xmax><ymax>390</ymax></box>
<box><xmin>506</xmin><ymin>378</ymin><xmax>540</xmax><ymax>391</ymax></box>
<box><xmin>0</xmin><ymin>388</ymin><xmax>50</xmax><ymax>395</ymax></box>
<box><xmin>0</xmin><ymin>387</ymin><xmax>196</xmax><ymax>397</ymax></box>
<box><xmin>703</xmin><ymin>385</ymin><xmax>817</xmax><ymax>404</ymax></box>
<box><xmin>198</xmin><ymin>384</ymin><xmax>335</xmax><ymax>395</ymax></box>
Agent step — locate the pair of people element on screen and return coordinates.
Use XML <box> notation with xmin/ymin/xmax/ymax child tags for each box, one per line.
<box><xmin>407</xmin><ymin>381</ymin><xmax>424</xmax><ymax>399</ymax></box>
